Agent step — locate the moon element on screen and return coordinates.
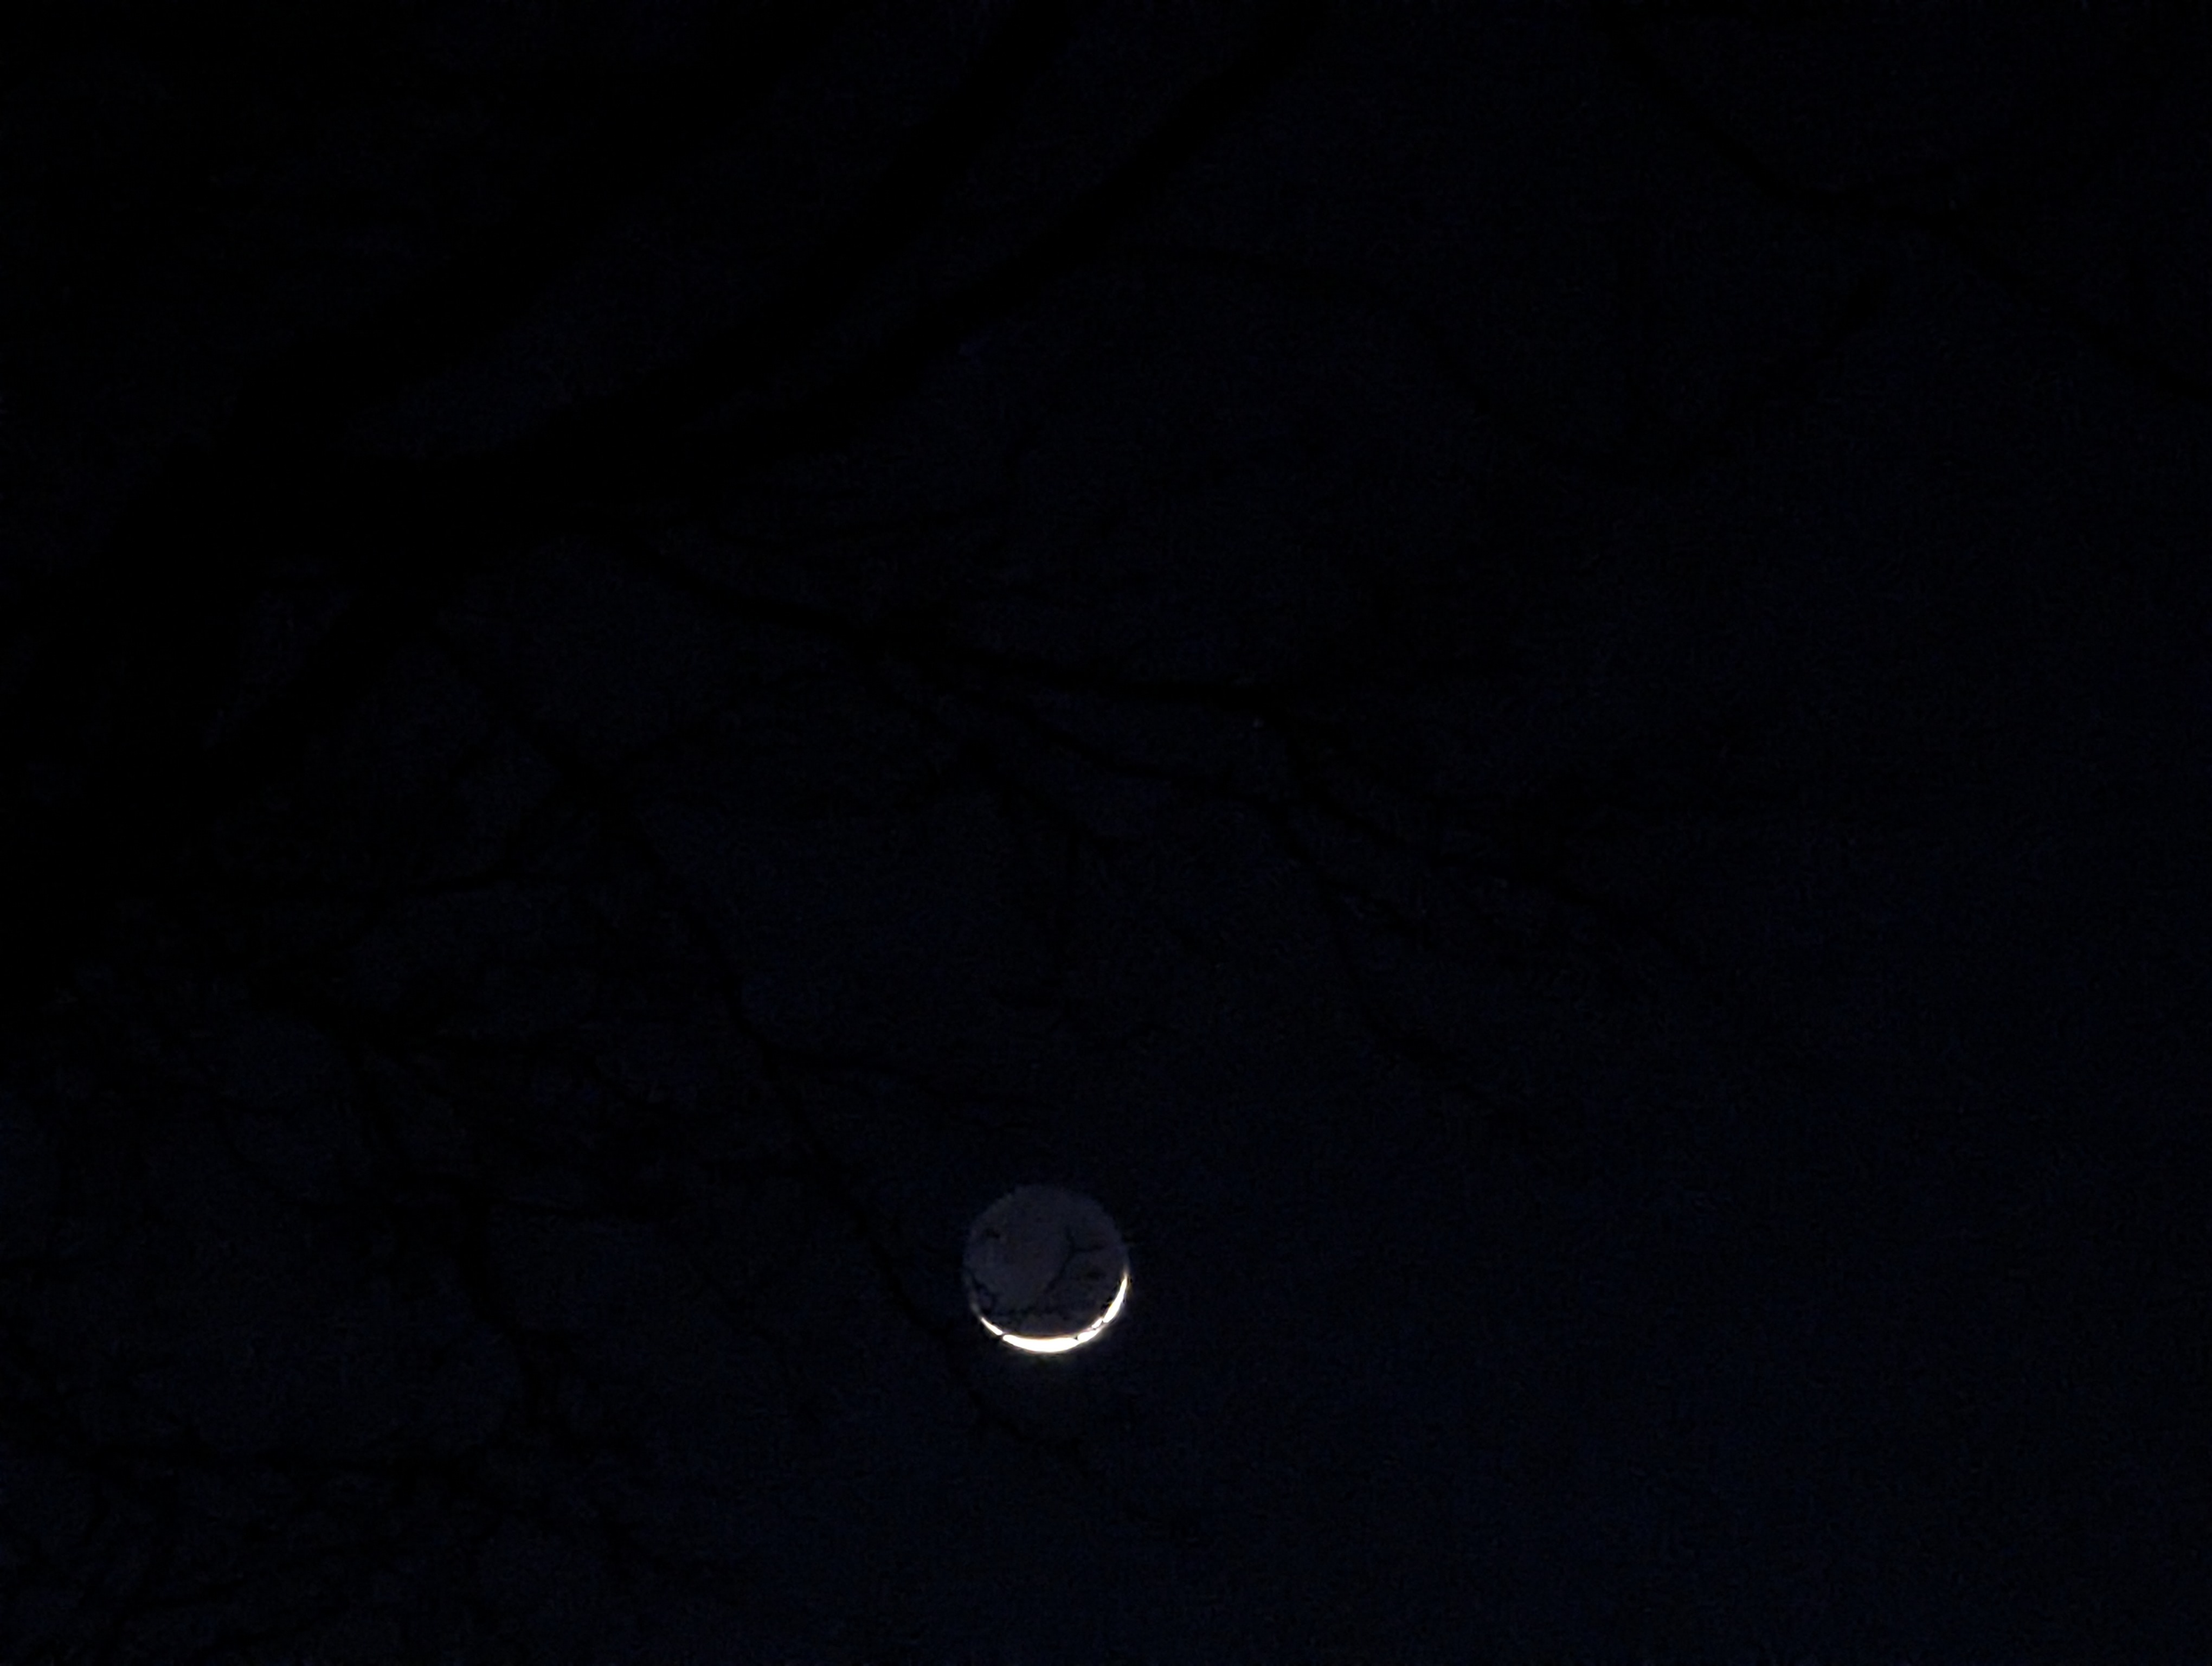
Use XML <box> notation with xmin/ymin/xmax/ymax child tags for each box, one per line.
<box><xmin>962</xmin><ymin>1185</ymin><xmax>1130</xmax><ymax>1354</ymax></box>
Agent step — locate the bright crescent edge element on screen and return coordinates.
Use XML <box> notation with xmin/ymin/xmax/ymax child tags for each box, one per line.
<box><xmin>975</xmin><ymin>1266</ymin><xmax>1131</xmax><ymax>1355</ymax></box>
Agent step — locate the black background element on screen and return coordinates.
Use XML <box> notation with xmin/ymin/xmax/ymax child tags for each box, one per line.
<box><xmin>2</xmin><ymin>2</ymin><xmax>2208</xmax><ymax>1662</ymax></box>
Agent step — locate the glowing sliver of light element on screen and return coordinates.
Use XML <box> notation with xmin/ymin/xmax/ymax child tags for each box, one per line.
<box><xmin>976</xmin><ymin>1267</ymin><xmax>1130</xmax><ymax>1354</ymax></box>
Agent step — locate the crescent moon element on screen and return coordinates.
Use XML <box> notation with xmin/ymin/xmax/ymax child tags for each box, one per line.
<box><xmin>962</xmin><ymin>1184</ymin><xmax>1131</xmax><ymax>1355</ymax></box>
<box><xmin>974</xmin><ymin>1266</ymin><xmax>1131</xmax><ymax>1354</ymax></box>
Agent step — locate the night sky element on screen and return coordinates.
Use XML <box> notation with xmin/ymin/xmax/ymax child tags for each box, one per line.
<box><xmin>1</xmin><ymin>3</ymin><xmax>2208</xmax><ymax>1663</ymax></box>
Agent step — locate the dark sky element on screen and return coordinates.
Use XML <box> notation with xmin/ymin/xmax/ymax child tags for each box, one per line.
<box><xmin>2</xmin><ymin>3</ymin><xmax>2208</xmax><ymax>1662</ymax></box>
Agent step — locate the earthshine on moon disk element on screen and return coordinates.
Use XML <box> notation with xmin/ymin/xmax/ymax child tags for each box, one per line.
<box><xmin>963</xmin><ymin>1185</ymin><xmax>1130</xmax><ymax>1354</ymax></box>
